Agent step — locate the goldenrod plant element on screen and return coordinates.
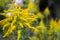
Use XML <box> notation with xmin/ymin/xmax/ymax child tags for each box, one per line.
<box><xmin>0</xmin><ymin>0</ymin><xmax>60</xmax><ymax>40</ymax></box>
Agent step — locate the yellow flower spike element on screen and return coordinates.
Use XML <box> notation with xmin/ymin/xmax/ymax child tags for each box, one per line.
<box><xmin>3</xmin><ymin>25</ymin><xmax>16</xmax><ymax>38</ymax></box>
<box><xmin>44</xmin><ymin>7</ymin><xmax>50</xmax><ymax>15</ymax></box>
<box><xmin>49</xmin><ymin>19</ymin><xmax>59</xmax><ymax>32</ymax></box>
<box><xmin>50</xmin><ymin>19</ymin><xmax>55</xmax><ymax>27</ymax></box>
<box><xmin>3</xmin><ymin>23</ymin><xmax>10</xmax><ymax>30</ymax></box>
<box><xmin>28</xmin><ymin>0</ymin><xmax>37</xmax><ymax>10</ymax></box>
<box><xmin>37</xmin><ymin>20</ymin><xmax>46</xmax><ymax>32</ymax></box>
<box><xmin>37</xmin><ymin>12</ymin><xmax>44</xmax><ymax>18</ymax></box>
<box><xmin>19</xmin><ymin>23</ymin><xmax>24</xmax><ymax>28</ymax></box>
<box><xmin>25</xmin><ymin>23</ymin><xmax>31</xmax><ymax>28</ymax></box>
<box><xmin>0</xmin><ymin>18</ymin><xmax>10</xmax><ymax>25</ymax></box>
<box><xmin>49</xmin><ymin>22</ymin><xmax>56</xmax><ymax>34</ymax></box>
<box><xmin>54</xmin><ymin>20</ymin><xmax>60</xmax><ymax>31</ymax></box>
<box><xmin>17</xmin><ymin>30</ymin><xmax>21</xmax><ymax>40</ymax></box>
<box><xmin>40</xmin><ymin>20</ymin><xmax>46</xmax><ymax>28</ymax></box>
<box><xmin>11</xmin><ymin>20</ymin><xmax>16</xmax><ymax>27</ymax></box>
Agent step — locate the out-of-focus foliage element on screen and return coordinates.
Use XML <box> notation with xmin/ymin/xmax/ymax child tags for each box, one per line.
<box><xmin>0</xmin><ymin>0</ymin><xmax>11</xmax><ymax>11</ymax></box>
<box><xmin>0</xmin><ymin>0</ymin><xmax>60</xmax><ymax>40</ymax></box>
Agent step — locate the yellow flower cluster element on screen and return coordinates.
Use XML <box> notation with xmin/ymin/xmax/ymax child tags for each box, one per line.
<box><xmin>0</xmin><ymin>0</ymin><xmax>60</xmax><ymax>40</ymax></box>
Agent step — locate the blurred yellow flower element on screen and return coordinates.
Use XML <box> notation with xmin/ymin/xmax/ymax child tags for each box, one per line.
<box><xmin>37</xmin><ymin>12</ymin><xmax>44</xmax><ymax>18</ymax></box>
<box><xmin>44</xmin><ymin>7</ymin><xmax>50</xmax><ymax>15</ymax></box>
<box><xmin>3</xmin><ymin>25</ymin><xmax>16</xmax><ymax>38</ymax></box>
<box><xmin>28</xmin><ymin>0</ymin><xmax>37</xmax><ymax>10</ymax></box>
<box><xmin>17</xmin><ymin>30</ymin><xmax>21</xmax><ymax>40</ymax></box>
<box><xmin>50</xmin><ymin>19</ymin><xmax>55</xmax><ymax>27</ymax></box>
<box><xmin>3</xmin><ymin>23</ymin><xmax>10</xmax><ymax>30</ymax></box>
<box><xmin>19</xmin><ymin>23</ymin><xmax>24</xmax><ymax>28</ymax></box>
